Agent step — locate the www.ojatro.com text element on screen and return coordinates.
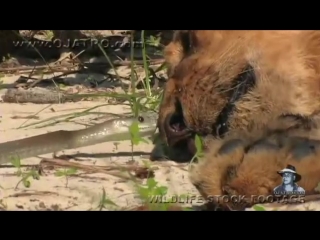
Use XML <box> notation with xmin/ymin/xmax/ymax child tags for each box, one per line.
<box><xmin>149</xmin><ymin>194</ymin><xmax>305</xmax><ymax>205</ymax></box>
<box><xmin>12</xmin><ymin>38</ymin><xmax>144</xmax><ymax>49</ymax></box>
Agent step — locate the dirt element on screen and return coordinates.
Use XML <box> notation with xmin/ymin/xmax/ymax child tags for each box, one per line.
<box><xmin>0</xmin><ymin>96</ymin><xmax>201</xmax><ymax>210</ymax></box>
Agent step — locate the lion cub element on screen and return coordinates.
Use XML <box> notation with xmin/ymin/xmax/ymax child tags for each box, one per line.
<box><xmin>160</xmin><ymin>30</ymin><xmax>320</xmax><ymax>210</ymax></box>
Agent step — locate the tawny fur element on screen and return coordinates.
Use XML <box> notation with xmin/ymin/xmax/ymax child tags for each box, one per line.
<box><xmin>189</xmin><ymin>116</ymin><xmax>320</xmax><ymax>209</ymax></box>
<box><xmin>159</xmin><ymin>30</ymin><xmax>320</xmax><ymax>209</ymax></box>
<box><xmin>164</xmin><ymin>30</ymin><xmax>219</xmax><ymax>76</ymax></box>
<box><xmin>159</xmin><ymin>30</ymin><xmax>320</xmax><ymax>139</ymax></box>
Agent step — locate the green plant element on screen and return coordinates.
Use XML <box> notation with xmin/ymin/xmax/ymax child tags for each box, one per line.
<box><xmin>54</xmin><ymin>168</ymin><xmax>78</xmax><ymax>187</ymax></box>
<box><xmin>252</xmin><ymin>205</ymin><xmax>266</xmax><ymax>211</ymax></box>
<box><xmin>189</xmin><ymin>135</ymin><xmax>205</xmax><ymax>166</ymax></box>
<box><xmin>129</xmin><ymin>121</ymin><xmax>149</xmax><ymax>145</ymax></box>
<box><xmin>127</xmin><ymin>113</ymin><xmax>155</xmax><ymax>160</ymax></box>
<box><xmin>95</xmin><ymin>188</ymin><xmax>118</xmax><ymax>211</ymax></box>
<box><xmin>136</xmin><ymin>178</ymin><xmax>172</xmax><ymax>211</ymax></box>
<box><xmin>11</xmin><ymin>156</ymin><xmax>40</xmax><ymax>190</ymax></box>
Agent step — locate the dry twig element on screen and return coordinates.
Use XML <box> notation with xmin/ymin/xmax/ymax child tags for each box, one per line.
<box><xmin>39</xmin><ymin>158</ymin><xmax>156</xmax><ymax>181</ymax></box>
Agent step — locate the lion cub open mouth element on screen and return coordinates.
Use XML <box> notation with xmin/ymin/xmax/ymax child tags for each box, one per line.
<box><xmin>164</xmin><ymin>111</ymin><xmax>190</xmax><ymax>145</ymax></box>
<box><xmin>164</xmin><ymin>109</ymin><xmax>202</xmax><ymax>156</ymax></box>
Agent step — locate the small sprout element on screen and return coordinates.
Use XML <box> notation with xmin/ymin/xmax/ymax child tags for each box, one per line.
<box><xmin>55</xmin><ymin>168</ymin><xmax>77</xmax><ymax>188</ymax></box>
<box><xmin>195</xmin><ymin>135</ymin><xmax>204</xmax><ymax>158</ymax></box>
<box><xmin>11</xmin><ymin>156</ymin><xmax>21</xmax><ymax>169</ymax></box>
<box><xmin>23</xmin><ymin>179</ymin><xmax>31</xmax><ymax>188</ymax></box>
<box><xmin>135</xmin><ymin>178</ymin><xmax>181</xmax><ymax>211</ymax></box>
<box><xmin>11</xmin><ymin>156</ymin><xmax>40</xmax><ymax>190</ymax></box>
<box><xmin>129</xmin><ymin>121</ymin><xmax>149</xmax><ymax>145</ymax></box>
<box><xmin>189</xmin><ymin>134</ymin><xmax>204</xmax><ymax>167</ymax></box>
<box><xmin>96</xmin><ymin>188</ymin><xmax>118</xmax><ymax>211</ymax></box>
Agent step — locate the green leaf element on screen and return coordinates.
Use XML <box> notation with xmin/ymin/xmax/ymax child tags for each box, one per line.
<box><xmin>23</xmin><ymin>179</ymin><xmax>31</xmax><ymax>188</ymax></box>
<box><xmin>31</xmin><ymin>170</ymin><xmax>40</xmax><ymax>180</ymax></box>
<box><xmin>65</xmin><ymin>168</ymin><xmax>77</xmax><ymax>175</ymax></box>
<box><xmin>131</xmin><ymin>100</ymin><xmax>139</xmax><ymax>117</ymax></box>
<box><xmin>55</xmin><ymin>170</ymin><xmax>65</xmax><ymax>177</ymax></box>
<box><xmin>97</xmin><ymin>188</ymin><xmax>108</xmax><ymax>211</ymax></box>
<box><xmin>253</xmin><ymin>205</ymin><xmax>266</xmax><ymax>211</ymax></box>
<box><xmin>16</xmin><ymin>169</ymin><xmax>22</xmax><ymax>177</ymax></box>
<box><xmin>139</xmin><ymin>138</ymin><xmax>149</xmax><ymax>144</ymax></box>
<box><xmin>10</xmin><ymin>157</ymin><xmax>21</xmax><ymax>168</ymax></box>
<box><xmin>137</xmin><ymin>187</ymin><xmax>149</xmax><ymax>200</ymax></box>
<box><xmin>129</xmin><ymin>121</ymin><xmax>140</xmax><ymax>145</ymax></box>
<box><xmin>195</xmin><ymin>135</ymin><xmax>203</xmax><ymax>154</ymax></box>
<box><xmin>183</xmin><ymin>207</ymin><xmax>194</xmax><ymax>211</ymax></box>
<box><xmin>146</xmin><ymin>178</ymin><xmax>157</xmax><ymax>190</ymax></box>
<box><xmin>102</xmin><ymin>198</ymin><xmax>118</xmax><ymax>207</ymax></box>
<box><xmin>131</xmin><ymin>138</ymin><xmax>140</xmax><ymax>145</ymax></box>
<box><xmin>155</xmin><ymin>186</ymin><xmax>168</xmax><ymax>196</ymax></box>
<box><xmin>101</xmin><ymin>188</ymin><xmax>106</xmax><ymax>200</ymax></box>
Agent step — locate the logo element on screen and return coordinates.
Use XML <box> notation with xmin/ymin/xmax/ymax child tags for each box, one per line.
<box><xmin>273</xmin><ymin>164</ymin><xmax>305</xmax><ymax>197</ymax></box>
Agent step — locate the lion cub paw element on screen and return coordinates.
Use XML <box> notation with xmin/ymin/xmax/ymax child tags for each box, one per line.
<box><xmin>189</xmin><ymin>124</ymin><xmax>320</xmax><ymax>210</ymax></box>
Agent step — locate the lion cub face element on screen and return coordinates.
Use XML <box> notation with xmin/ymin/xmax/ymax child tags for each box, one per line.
<box><xmin>158</xmin><ymin>30</ymin><xmax>320</xmax><ymax>151</ymax></box>
<box><xmin>158</xmin><ymin>52</ymin><xmax>240</xmax><ymax>147</ymax></box>
<box><xmin>158</xmin><ymin>31</ymin><xmax>252</xmax><ymax>150</ymax></box>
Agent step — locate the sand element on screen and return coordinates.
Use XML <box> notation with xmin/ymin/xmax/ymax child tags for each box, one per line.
<box><xmin>0</xmin><ymin>97</ymin><xmax>203</xmax><ymax>210</ymax></box>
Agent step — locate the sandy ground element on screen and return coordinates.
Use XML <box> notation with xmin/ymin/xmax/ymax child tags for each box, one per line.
<box><xmin>0</xmin><ymin>96</ymin><xmax>202</xmax><ymax>210</ymax></box>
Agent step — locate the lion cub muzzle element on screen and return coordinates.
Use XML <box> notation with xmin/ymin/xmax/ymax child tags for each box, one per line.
<box><xmin>162</xmin><ymin>99</ymin><xmax>195</xmax><ymax>148</ymax></box>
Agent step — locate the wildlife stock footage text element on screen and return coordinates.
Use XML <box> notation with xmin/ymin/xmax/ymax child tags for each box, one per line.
<box><xmin>149</xmin><ymin>194</ymin><xmax>305</xmax><ymax>205</ymax></box>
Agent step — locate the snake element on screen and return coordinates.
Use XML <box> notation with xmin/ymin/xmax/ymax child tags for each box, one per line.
<box><xmin>0</xmin><ymin>112</ymin><xmax>158</xmax><ymax>165</ymax></box>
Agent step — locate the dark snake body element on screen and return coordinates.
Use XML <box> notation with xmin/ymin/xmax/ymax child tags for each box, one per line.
<box><xmin>0</xmin><ymin>113</ymin><xmax>157</xmax><ymax>164</ymax></box>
